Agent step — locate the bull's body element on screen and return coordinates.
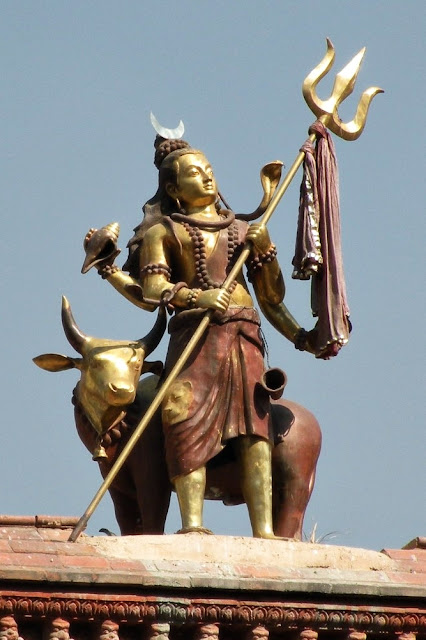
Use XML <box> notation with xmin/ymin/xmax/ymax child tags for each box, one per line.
<box><xmin>35</xmin><ymin>298</ymin><xmax>321</xmax><ymax>539</ymax></box>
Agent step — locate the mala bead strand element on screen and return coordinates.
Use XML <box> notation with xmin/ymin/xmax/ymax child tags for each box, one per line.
<box><xmin>247</xmin><ymin>244</ymin><xmax>277</xmax><ymax>282</ymax></box>
<box><xmin>182</xmin><ymin>218</ymin><xmax>238</xmax><ymax>293</ymax></box>
<box><xmin>229</xmin><ymin>221</ymin><xmax>240</xmax><ymax>264</ymax></box>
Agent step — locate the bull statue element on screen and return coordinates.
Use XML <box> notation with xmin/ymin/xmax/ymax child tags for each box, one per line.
<box><xmin>34</xmin><ymin>297</ymin><xmax>322</xmax><ymax>539</ymax></box>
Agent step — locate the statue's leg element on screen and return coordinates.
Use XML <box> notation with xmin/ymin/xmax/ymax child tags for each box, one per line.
<box><xmin>174</xmin><ymin>466</ymin><xmax>212</xmax><ymax>533</ymax></box>
<box><xmin>238</xmin><ymin>436</ymin><xmax>277</xmax><ymax>539</ymax></box>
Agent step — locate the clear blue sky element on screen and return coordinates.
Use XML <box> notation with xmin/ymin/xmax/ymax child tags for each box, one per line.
<box><xmin>1</xmin><ymin>1</ymin><xmax>424</xmax><ymax>550</ymax></box>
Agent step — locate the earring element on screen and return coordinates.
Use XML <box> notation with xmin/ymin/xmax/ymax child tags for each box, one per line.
<box><xmin>175</xmin><ymin>198</ymin><xmax>185</xmax><ymax>214</ymax></box>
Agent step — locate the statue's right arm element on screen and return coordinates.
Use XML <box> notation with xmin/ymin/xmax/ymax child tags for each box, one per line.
<box><xmin>139</xmin><ymin>224</ymin><xmax>192</xmax><ymax>309</ymax></box>
<box><xmin>102</xmin><ymin>269</ymin><xmax>156</xmax><ymax>312</ymax></box>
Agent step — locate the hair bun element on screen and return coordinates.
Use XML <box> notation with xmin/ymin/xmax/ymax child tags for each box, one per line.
<box><xmin>154</xmin><ymin>136</ymin><xmax>191</xmax><ymax>169</ymax></box>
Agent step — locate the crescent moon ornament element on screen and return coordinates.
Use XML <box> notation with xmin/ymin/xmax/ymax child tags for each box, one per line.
<box><xmin>150</xmin><ymin>112</ymin><xmax>185</xmax><ymax>139</ymax></box>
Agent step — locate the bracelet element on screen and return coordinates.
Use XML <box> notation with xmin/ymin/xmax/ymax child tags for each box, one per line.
<box><xmin>294</xmin><ymin>328</ymin><xmax>309</xmax><ymax>351</ymax></box>
<box><xmin>186</xmin><ymin>288</ymin><xmax>199</xmax><ymax>309</ymax></box>
<box><xmin>247</xmin><ymin>244</ymin><xmax>277</xmax><ymax>281</ymax></box>
<box><xmin>98</xmin><ymin>264</ymin><xmax>119</xmax><ymax>280</ymax></box>
<box><xmin>159</xmin><ymin>282</ymin><xmax>188</xmax><ymax>308</ymax></box>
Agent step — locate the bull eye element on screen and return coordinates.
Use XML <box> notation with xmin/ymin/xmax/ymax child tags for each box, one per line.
<box><xmin>129</xmin><ymin>350</ymin><xmax>141</xmax><ymax>365</ymax></box>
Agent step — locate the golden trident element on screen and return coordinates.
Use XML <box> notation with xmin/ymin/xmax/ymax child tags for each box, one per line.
<box><xmin>303</xmin><ymin>37</ymin><xmax>383</xmax><ymax>141</ymax></box>
<box><xmin>259</xmin><ymin>38</ymin><xmax>383</xmax><ymax>230</ymax></box>
<box><xmin>69</xmin><ymin>40</ymin><xmax>382</xmax><ymax>542</ymax></box>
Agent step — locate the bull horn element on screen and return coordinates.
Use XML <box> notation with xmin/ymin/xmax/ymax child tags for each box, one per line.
<box><xmin>138</xmin><ymin>307</ymin><xmax>167</xmax><ymax>356</ymax></box>
<box><xmin>61</xmin><ymin>296</ymin><xmax>90</xmax><ymax>354</ymax></box>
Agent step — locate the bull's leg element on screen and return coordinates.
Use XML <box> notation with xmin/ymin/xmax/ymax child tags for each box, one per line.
<box><xmin>107</xmin><ymin>485</ymin><xmax>144</xmax><ymax>536</ymax></box>
<box><xmin>272</xmin><ymin>460</ymin><xmax>316</xmax><ymax>540</ymax></box>
<box><xmin>271</xmin><ymin>402</ymin><xmax>321</xmax><ymax>540</ymax></box>
<box><xmin>126</xmin><ymin>430</ymin><xmax>172</xmax><ymax>535</ymax></box>
<box><xmin>98</xmin><ymin>461</ymin><xmax>144</xmax><ymax>535</ymax></box>
<box><xmin>134</xmin><ymin>473</ymin><xmax>171</xmax><ymax>535</ymax></box>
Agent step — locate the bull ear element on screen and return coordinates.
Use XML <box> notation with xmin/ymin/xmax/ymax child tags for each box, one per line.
<box><xmin>138</xmin><ymin>307</ymin><xmax>167</xmax><ymax>357</ymax></box>
<box><xmin>33</xmin><ymin>353</ymin><xmax>82</xmax><ymax>372</ymax></box>
<box><xmin>142</xmin><ymin>359</ymin><xmax>163</xmax><ymax>376</ymax></box>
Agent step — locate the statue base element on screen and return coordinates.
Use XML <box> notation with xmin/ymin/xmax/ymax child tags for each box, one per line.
<box><xmin>0</xmin><ymin>516</ymin><xmax>425</xmax><ymax>639</ymax></box>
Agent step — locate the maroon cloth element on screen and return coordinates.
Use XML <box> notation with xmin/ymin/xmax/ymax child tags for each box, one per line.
<box><xmin>292</xmin><ymin>120</ymin><xmax>350</xmax><ymax>359</ymax></box>
<box><xmin>162</xmin><ymin>308</ymin><xmax>272</xmax><ymax>479</ymax></box>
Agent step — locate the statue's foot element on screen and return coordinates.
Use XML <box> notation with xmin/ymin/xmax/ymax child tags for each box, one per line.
<box><xmin>254</xmin><ymin>532</ymin><xmax>295</xmax><ymax>541</ymax></box>
<box><xmin>176</xmin><ymin>526</ymin><xmax>214</xmax><ymax>535</ymax></box>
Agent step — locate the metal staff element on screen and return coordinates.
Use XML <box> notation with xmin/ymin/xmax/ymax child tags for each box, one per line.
<box><xmin>69</xmin><ymin>39</ymin><xmax>382</xmax><ymax>542</ymax></box>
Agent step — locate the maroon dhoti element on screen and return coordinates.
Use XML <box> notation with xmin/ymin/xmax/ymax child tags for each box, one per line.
<box><xmin>162</xmin><ymin>307</ymin><xmax>272</xmax><ymax>480</ymax></box>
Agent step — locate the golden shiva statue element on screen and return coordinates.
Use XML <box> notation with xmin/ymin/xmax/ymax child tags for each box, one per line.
<box><xmin>82</xmin><ymin>121</ymin><xmax>319</xmax><ymax>539</ymax></box>
<box><xmin>34</xmin><ymin>40</ymin><xmax>381</xmax><ymax>542</ymax></box>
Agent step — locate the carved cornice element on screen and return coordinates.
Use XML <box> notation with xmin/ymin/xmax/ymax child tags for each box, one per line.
<box><xmin>1</xmin><ymin>594</ymin><xmax>425</xmax><ymax>635</ymax></box>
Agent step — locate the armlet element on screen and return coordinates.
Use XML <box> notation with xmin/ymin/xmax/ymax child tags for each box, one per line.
<box><xmin>140</xmin><ymin>263</ymin><xmax>172</xmax><ymax>280</ymax></box>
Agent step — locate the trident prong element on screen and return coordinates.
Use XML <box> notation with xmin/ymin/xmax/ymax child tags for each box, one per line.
<box><xmin>303</xmin><ymin>38</ymin><xmax>383</xmax><ymax>141</ymax></box>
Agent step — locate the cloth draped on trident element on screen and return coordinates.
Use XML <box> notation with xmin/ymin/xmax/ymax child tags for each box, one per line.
<box><xmin>69</xmin><ymin>38</ymin><xmax>383</xmax><ymax>542</ymax></box>
<box><xmin>293</xmin><ymin>120</ymin><xmax>349</xmax><ymax>359</ymax></box>
<box><xmin>292</xmin><ymin>39</ymin><xmax>382</xmax><ymax>358</ymax></box>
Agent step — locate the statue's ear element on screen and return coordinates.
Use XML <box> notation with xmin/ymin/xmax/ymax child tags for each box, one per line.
<box><xmin>165</xmin><ymin>182</ymin><xmax>178</xmax><ymax>199</ymax></box>
<box><xmin>33</xmin><ymin>353</ymin><xmax>82</xmax><ymax>372</ymax></box>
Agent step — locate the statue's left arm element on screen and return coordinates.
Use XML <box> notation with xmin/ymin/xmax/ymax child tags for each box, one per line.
<box><xmin>247</xmin><ymin>224</ymin><xmax>315</xmax><ymax>354</ymax></box>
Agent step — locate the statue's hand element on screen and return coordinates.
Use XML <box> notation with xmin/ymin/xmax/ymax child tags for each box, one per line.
<box><xmin>295</xmin><ymin>326</ymin><xmax>318</xmax><ymax>355</ymax></box>
<box><xmin>195</xmin><ymin>288</ymin><xmax>230</xmax><ymax>313</ymax></box>
<box><xmin>305</xmin><ymin>327</ymin><xmax>319</xmax><ymax>355</ymax></box>
<box><xmin>246</xmin><ymin>224</ymin><xmax>272</xmax><ymax>254</ymax></box>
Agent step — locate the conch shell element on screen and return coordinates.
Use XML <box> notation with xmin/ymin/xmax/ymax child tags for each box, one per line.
<box><xmin>81</xmin><ymin>222</ymin><xmax>120</xmax><ymax>274</ymax></box>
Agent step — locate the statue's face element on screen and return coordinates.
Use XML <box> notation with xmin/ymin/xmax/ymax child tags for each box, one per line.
<box><xmin>168</xmin><ymin>152</ymin><xmax>218</xmax><ymax>208</ymax></box>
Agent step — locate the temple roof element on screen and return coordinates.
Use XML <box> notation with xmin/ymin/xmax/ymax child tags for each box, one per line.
<box><xmin>0</xmin><ymin>515</ymin><xmax>425</xmax><ymax>599</ymax></box>
<box><xmin>1</xmin><ymin>516</ymin><xmax>425</xmax><ymax>639</ymax></box>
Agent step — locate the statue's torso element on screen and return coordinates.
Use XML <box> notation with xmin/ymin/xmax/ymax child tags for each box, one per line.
<box><xmin>159</xmin><ymin>218</ymin><xmax>254</xmax><ymax>308</ymax></box>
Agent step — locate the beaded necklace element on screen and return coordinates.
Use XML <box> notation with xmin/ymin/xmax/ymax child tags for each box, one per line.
<box><xmin>171</xmin><ymin>210</ymin><xmax>239</xmax><ymax>291</ymax></box>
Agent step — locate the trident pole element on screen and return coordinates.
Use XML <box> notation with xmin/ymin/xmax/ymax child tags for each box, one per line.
<box><xmin>69</xmin><ymin>40</ymin><xmax>382</xmax><ymax>542</ymax></box>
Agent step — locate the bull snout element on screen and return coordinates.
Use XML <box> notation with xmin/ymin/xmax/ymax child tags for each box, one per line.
<box><xmin>107</xmin><ymin>382</ymin><xmax>136</xmax><ymax>406</ymax></box>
